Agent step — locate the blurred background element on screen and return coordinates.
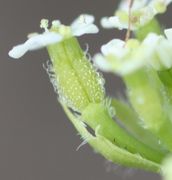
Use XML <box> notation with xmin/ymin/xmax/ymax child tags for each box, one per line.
<box><xmin>1</xmin><ymin>0</ymin><xmax>172</xmax><ymax>180</ymax></box>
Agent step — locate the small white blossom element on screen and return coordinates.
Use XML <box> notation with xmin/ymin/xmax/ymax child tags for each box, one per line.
<box><xmin>9</xmin><ymin>14</ymin><xmax>99</xmax><ymax>59</ymax></box>
<box><xmin>101</xmin><ymin>0</ymin><xmax>172</xmax><ymax>30</ymax></box>
<box><xmin>71</xmin><ymin>14</ymin><xmax>99</xmax><ymax>36</ymax></box>
<box><xmin>101</xmin><ymin>39</ymin><xmax>127</xmax><ymax>57</ymax></box>
<box><xmin>94</xmin><ymin>38</ymin><xmax>146</xmax><ymax>75</ymax></box>
<box><xmin>143</xmin><ymin>31</ymin><xmax>172</xmax><ymax>70</ymax></box>
<box><xmin>94</xmin><ymin>54</ymin><xmax>112</xmax><ymax>72</ymax></box>
<box><xmin>94</xmin><ymin>29</ymin><xmax>172</xmax><ymax>75</ymax></box>
<box><xmin>51</xmin><ymin>14</ymin><xmax>99</xmax><ymax>37</ymax></box>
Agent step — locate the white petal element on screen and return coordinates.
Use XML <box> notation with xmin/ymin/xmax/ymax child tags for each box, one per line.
<box><xmin>9</xmin><ymin>32</ymin><xmax>62</xmax><ymax>59</ymax></box>
<box><xmin>101</xmin><ymin>17</ymin><xmax>115</xmax><ymax>29</ymax></box>
<box><xmin>120</xmin><ymin>56</ymin><xmax>146</xmax><ymax>75</ymax></box>
<box><xmin>165</xmin><ymin>0</ymin><xmax>172</xmax><ymax>5</ymax></box>
<box><xmin>156</xmin><ymin>40</ymin><xmax>172</xmax><ymax>69</ymax></box>
<box><xmin>93</xmin><ymin>54</ymin><xmax>112</xmax><ymax>72</ymax></box>
<box><xmin>101</xmin><ymin>16</ymin><xmax>121</xmax><ymax>29</ymax></box>
<box><xmin>101</xmin><ymin>16</ymin><xmax>131</xmax><ymax>30</ymax></box>
<box><xmin>71</xmin><ymin>14</ymin><xmax>94</xmax><ymax>28</ymax></box>
<box><xmin>71</xmin><ymin>14</ymin><xmax>99</xmax><ymax>36</ymax></box>
<box><xmin>8</xmin><ymin>44</ymin><xmax>28</xmax><ymax>59</ymax></box>
<box><xmin>119</xmin><ymin>0</ymin><xmax>149</xmax><ymax>11</ymax></box>
<box><xmin>143</xmin><ymin>33</ymin><xmax>161</xmax><ymax>46</ymax></box>
<box><xmin>132</xmin><ymin>0</ymin><xmax>148</xmax><ymax>10</ymax></box>
<box><xmin>142</xmin><ymin>32</ymin><xmax>172</xmax><ymax>70</ymax></box>
<box><xmin>72</xmin><ymin>24</ymin><xmax>99</xmax><ymax>36</ymax></box>
<box><xmin>101</xmin><ymin>39</ymin><xmax>125</xmax><ymax>57</ymax></box>
<box><xmin>164</xmin><ymin>28</ymin><xmax>172</xmax><ymax>41</ymax></box>
<box><xmin>27</xmin><ymin>32</ymin><xmax>62</xmax><ymax>50</ymax></box>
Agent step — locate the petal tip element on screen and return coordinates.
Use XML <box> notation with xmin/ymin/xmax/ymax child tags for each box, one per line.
<box><xmin>8</xmin><ymin>45</ymin><xmax>27</xmax><ymax>59</ymax></box>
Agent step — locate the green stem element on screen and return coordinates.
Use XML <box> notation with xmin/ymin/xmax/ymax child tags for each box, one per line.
<box><xmin>124</xmin><ymin>67</ymin><xmax>172</xmax><ymax>152</ymax></box>
<box><xmin>82</xmin><ymin>103</ymin><xmax>166</xmax><ymax>163</ymax></box>
<box><xmin>158</xmin><ymin>69</ymin><xmax>172</xmax><ymax>97</ymax></box>
<box><xmin>62</xmin><ymin>103</ymin><xmax>161</xmax><ymax>173</ymax></box>
<box><xmin>158</xmin><ymin>69</ymin><xmax>172</xmax><ymax>123</ymax></box>
<box><xmin>111</xmin><ymin>98</ymin><xmax>168</xmax><ymax>153</ymax></box>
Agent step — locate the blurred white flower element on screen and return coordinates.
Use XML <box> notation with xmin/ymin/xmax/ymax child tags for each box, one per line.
<box><xmin>101</xmin><ymin>0</ymin><xmax>172</xmax><ymax>30</ymax></box>
<box><xmin>94</xmin><ymin>28</ymin><xmax>172</xmax><ymax>75</ymax></box>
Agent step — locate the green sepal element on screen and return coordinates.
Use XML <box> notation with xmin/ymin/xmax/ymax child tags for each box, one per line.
<box><xmin>62</xmin><ymin>103</ymin><xmax>161</xmax><ymax>173</ymax></box>
<box><xmin>47</xmin><ymin>37</ymin><xmax>104</xmax><ymax>112</ymax></box>
<box><xmin>81</xmin><ymin>103</ymin><xmax>165</xmax><ymax>163</ymax></box>
<box><xmin>158</xmin><ymin>69</ymin><xmax>172</xmax><ymax>88</ymax></box>
<box><xmin>111</xmin><ymin>98</ymin><xmax>168</xmax><ymax>153</ymax></box>
<box><xmin>124</xmin><ymin>67</ymin><xmax>172</xmax><ymax>152</ymax></box>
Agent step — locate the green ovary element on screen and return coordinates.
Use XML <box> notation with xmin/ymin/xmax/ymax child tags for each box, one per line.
<box><xmin>47</xmin><ymin>37</ymin><xmax>105</xmax><ymax>112</ymax></box>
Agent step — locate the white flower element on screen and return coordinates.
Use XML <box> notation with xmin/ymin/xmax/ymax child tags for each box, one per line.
<box><xmin>71</xmin><ymin>14</ymin><xmax>99</xmax><ymax>36</ymax></box>
<box><xmin>9</xmin><ymin>14</ymin><xmax>99</xmax><ymax>59</ymax></box>
<box><xmin>9</xmin><ymin>32</ymin><xmax>62</xmax><ymax>59</ymax></box>
<box><xmin>101</xmin><ymin>0</ymin><xmax>172</xmax><ymax>31</ymax></box>
<box><xmin>93</xmin><ymin>54</ymin><xmax>112</xmax><ymax>72</ymax></box>
<box><xmin>94</xmin><ymin>38</ymin><xmax>146</xmax><ymax>75</ymax></box>
<box><xmin>94</xmin><ymin>29</ymin><xmax>172</xmax><ymax>75</ymax></box>
<box><xmin>143</xmin><ymin>30</ymin><xmax>172</xmax><ymax>70</ymax></box>
<box><xmin>101</xmin><ymin>39</ymin><xmax>127</xmax><ymax>57</ymax></box>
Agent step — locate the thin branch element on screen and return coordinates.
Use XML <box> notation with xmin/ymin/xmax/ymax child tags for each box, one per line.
<box><xmin>125</xmin><ymin>0</ymin><xmax>134</xmax><ymax>42</ymax></box>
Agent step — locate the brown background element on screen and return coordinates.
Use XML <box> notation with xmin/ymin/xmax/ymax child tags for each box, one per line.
<box><xmin>1</xmin><ymin>0</ymin><xmax>172</xmax><ymax>180</ymax></box>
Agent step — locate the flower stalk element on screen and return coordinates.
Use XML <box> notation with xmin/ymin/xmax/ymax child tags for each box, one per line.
<box><xmin>63</xmin><ymin>103</ymin><xmax>161</xmax><ymax>173</ymax></box>
<box><xmin>82</xmin><ymin>103</ymin><xmax>166</xmax><ymax>163</ymax></box>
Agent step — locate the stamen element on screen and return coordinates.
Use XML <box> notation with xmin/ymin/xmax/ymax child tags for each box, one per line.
<box><xmin>79</xmin><ymin>15</ymin><xmax>86</xmax><ymax>23</ymax></box>
<box><xmin>40</xmin><ymin>19</ymin><xmax>49</xmax><ymax>32</ymax></box>
<box><xmin>71</xmin><ymin>14</ymin><xmax>98</xmax><ymax>37</ymax></box>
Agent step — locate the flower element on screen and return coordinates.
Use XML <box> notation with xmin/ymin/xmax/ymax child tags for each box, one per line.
<box><xmin>94</xmin><ymin>38</ymin><xmax>146</xmax><ymax>75</ymax></box>
<box><xmin>94</xmin><ymin>28</ymin><xmax>172</xmax><ymax>75</ymax></box>
<box><xmin>101</xmin><ymin>0</ymin><xmax>172</xmax><ymax>31</ymax></box>
<box><xmin>9</xmin><ymin>14</ymin><xmax>104</xmax><ymax>112</ymax></box>
<box><xmin>9</xmin><ymin>14</ymin><xmax>99</xmax><ymax>59</ymax></box>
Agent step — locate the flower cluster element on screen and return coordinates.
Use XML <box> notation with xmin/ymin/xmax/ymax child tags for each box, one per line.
<box><xmin>101</xmin><ymin>0</ymin><xmax>172</xmax><ymax>30</ymax></box>
<box><xmin>8</xmin><ymin>1</ymin><xmax>172</xmax><ymax>180</ymax></box>
<box><xmin>94</xmin><ymin>29</ymin><xmax>172</xmax><ymax>75</ymax></box>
